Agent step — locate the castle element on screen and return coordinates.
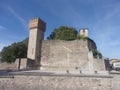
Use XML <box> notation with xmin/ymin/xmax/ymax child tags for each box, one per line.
<box><xmin>1</xmin><ymin>17</ymin><xmax>120</xmax><ymax>90</ymax></box>
<box><xmin>26</xmin><ymin>17</ymin><xmax>105</xmax><ymax>71</ymax></box>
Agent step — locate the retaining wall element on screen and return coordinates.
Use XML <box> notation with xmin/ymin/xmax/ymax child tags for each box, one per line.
<box><xmin>0</xmin><ymin>74</ymin><xmax>117</xmax><ymax>90</ymax></box>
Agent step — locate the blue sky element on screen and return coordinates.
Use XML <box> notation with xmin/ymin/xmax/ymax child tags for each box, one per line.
<box><xmin>0</xmin><ymin>0</ymin><xmax>120</xmax><ymax>59</ymax></box>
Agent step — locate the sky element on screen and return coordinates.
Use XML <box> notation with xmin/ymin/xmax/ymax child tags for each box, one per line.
<box><xmin>0</xmin><ymin>0</ymin><xmax>120</xmax><ymax>59</ymax></box>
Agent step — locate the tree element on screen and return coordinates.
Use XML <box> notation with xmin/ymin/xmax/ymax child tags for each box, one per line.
<box><xmin>47</xmin><ymin>26</ymin><xmax>78</xmax><ymax>40</ymax></box>
<box><xmin>13</xmin><ymin>42</ymin><xmax>27</xmax><ymax>69</ymax></box>
<box><xmin>77</xmin><ymin>35</ymin><xmax>88</xmax><ymax>40</ymax></box>
<box><xmin>92</xmin><ymin>49</ymin><xmax>102</xmax><ymax>59</ymax></box>
<box><xmin>0</xmin><ymin>46</ymin><xmax>16</xmax><ymax>63</ymax></box>
<box><xmin>0</xmin><ymin>40</ymin><xmax>27</xmax><ymax>63</ymax></box>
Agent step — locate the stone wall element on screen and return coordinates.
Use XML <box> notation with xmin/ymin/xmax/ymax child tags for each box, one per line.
<box><xmin>0</xmin><ymin>75</ymin><xmax>113</xmax><ymax>90</ymax></box>
<box><xmin>15</xmin><ymin>58</ymin><xmax>27</xmax><ymax>70</ymax></box>
<box><xmin>0</xmin><ymin>40</ymin><xmax>105</xmax><ymax>71</ymax></box>
<box><xmin>40</xmin><ymin>40</ymin><xmax>105</xmax><ymax>71</ymax></box>
<box><xmin>0</xmin><ymin>63</ymin><xmax>17</xmax><ymax>70</ymax></box>
<box><xmin>93</xmin><ymin>59</ymin><xmax>105</xmax><ymax>71</ymax></box>
<box><xmin>0</xmin><ymin>58</ymin><xmax>27</xmax><ymax>70</ymax></box>
<box><xmin>41</xmin><ymin>40</ymin><xmax>90</xmax><ymax>70</ymax></box>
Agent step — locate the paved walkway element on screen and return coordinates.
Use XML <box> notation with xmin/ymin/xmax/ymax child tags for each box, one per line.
<box><xmin>0</xmin><ymin>70</ymin><xmax>112</xmax><ymax>78</ymax></box>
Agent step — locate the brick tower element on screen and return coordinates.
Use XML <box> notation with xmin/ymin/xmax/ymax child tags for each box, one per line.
<box><xmin>27</xmin><ymin>18</ymin><xmax>46</xmax><ymax>69</ymax></box>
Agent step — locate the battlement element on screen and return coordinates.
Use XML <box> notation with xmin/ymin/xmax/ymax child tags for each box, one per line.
<box><xmin>29</xmin><ymin>17</ymin><xmax>46</xmax><ymax>32</ymax></box>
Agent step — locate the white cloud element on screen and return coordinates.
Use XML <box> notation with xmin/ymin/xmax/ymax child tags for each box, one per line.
<box><xmin>5</xmin><ymin>5</ymin><xmax>28</xmax><ymax>30</ymax></box>
<box><xmin>91</xmin><ymin>3</ymin><xmax>120</xmax><ymax>59</ymax></box>
<box><xmin>109</xmin><ymin>40</ymin><xmax>120</xmax><ymax>47</ymax></box>
<box><xmin>0</xmin><ymin>25</ymin><xmax>6</xmax><ymax>30</ymax></box>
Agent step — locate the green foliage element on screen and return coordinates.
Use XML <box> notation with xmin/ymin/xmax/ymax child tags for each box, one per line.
<box><xmin>0</xmin><ymin>40</ymin><xmax>28</xmax><ymax>63</ymax></box>
<box><xmin>77</xmin><ymin>35</ymin><xmax>88</xmax><ymax>40</ymax></box>
<box><xmin>92</xmin><ymin>49</ymin><xmax>102</xmax><ymax>59</ymax></box>
<box><xmin>0</xmin><ymin>46</ymin><xmax>15</xmax><ymax>63</ymax></box>
<box><xmin>47</xmin><ymin>26</ymin><xmax>78</xmax><ymax>40</ymax></box>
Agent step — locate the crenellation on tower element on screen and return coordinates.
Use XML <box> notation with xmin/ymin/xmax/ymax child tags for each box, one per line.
<box><xmin>29</xmin><ymin>17</ymin><xmax>46</xmax><ymax>32</ymax></box>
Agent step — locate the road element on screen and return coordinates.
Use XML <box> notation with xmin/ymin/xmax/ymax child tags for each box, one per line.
<box><xmin>0</xmin><ymin>70</ymin><xmax>112</xmax><ymax>78</ymax></box>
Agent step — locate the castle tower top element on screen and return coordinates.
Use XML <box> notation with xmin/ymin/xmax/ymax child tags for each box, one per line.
<box><xmin>29</xmin><ymin>17</ymin><xmax>46</xmax><ymax>32</ymax></box>
<box><xmin>80</xmin><ymin>28</ymin><xmax>88</xmax><ymax>37</ymax></box>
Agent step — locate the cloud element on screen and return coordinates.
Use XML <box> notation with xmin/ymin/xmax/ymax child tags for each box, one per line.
<box><xmin>5</xmin><ymin>5</ymin><xmax>28</xmax><ymax>30</ymax></box>
<box><xmin>90</xmin><ymin>3</ymin><xmax>120</xmax><ymax>59</ymax></box>
<box><xmin>0</xmin><ymin>25</ymin><xmax>6</xmax><ymax>30</ymax></box>
<box><xmin>109</xmin><ymin>40</ymin><xmax>120</xmax><ymax>47</ymax></box>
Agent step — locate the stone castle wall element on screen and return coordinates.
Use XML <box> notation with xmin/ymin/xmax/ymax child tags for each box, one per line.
<box><xmin>41</xmin><ymin>40</ymin><xmax>90</xmax><ymax>70</ymax></box>
<box><xmin>40</xmin><ymin>39</ymin><xmax>105</xmax><ymax>71</ymax></box>
<box><xmin>0</xmin><ymin>39</ymin><xmax>105</xmax><ymax>71</ymax></box>
<box><xmin>93</xmin><ymin>58</ymin><xmax>106</xmax><ymax>71</ymax></box>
